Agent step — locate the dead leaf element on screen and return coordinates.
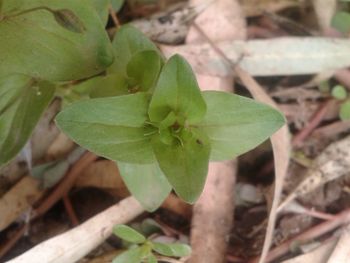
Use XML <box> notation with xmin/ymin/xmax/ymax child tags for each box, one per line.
<box><xmin>241</xmin><ymin>0</ymin><xmax>300</xmax><ymax>17</ymax></box>
<box><xmin>234</xmin><ymin>67</ymin><xmax>291</xmax><ymax>263</ymax></box>
<box><xmin>160</xmin><ymin>38</ymin><xmax>350</xmax><ymax>76</ymax></box>
<box><xmin>281</xmin><ymin>238</ymin><xmax>337</xmax><ymax>263</ymax></box>
<box><xmin>0</xmin><ymin>176</ymin><xmax>45</xmax><ymax>231</ymax></box>
<box><xmin>278</xmin><ymin>135</ymin><xmax>350</xmax><ymax>212</ymax></box>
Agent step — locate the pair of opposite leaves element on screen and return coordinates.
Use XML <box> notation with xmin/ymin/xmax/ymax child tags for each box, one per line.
<box><xmin>56</xmin><ymin>54</ymin><xmax>284</xmax><ymax>208</ymax></box>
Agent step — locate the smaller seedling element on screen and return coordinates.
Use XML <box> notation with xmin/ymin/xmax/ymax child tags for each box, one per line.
<box><xmin>330</xmin><ymin>84</ymin><xmax>350</xmax><ymax>121</ymax></box>
<box><xmin>331</xmin><ymin>11</ymin><xmax>350</xmax><ymax>34</ymax></box>
<box><xmin>112</xmin><ymin>224</ymin><xmax>191</xmax><ymax>263</ymax></box>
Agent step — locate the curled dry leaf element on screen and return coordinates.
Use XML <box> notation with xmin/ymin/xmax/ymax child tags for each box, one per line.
<box><xmin>234</xmin><ymin>67</ymin><xmax>291</xmax><ymax>263</ymax></box>
<box><xmin>278</xmin><ymin>135</ymin><xmax>350</xmax><ymax>212</ymax></box>
<box><xmin>281</xmin><ymin>238</ymin><xmax>337</xmax><ymax>263</ymax></box>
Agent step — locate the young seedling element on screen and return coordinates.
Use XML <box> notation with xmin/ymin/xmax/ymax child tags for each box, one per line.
<box><xmin>56</xmin><ymin>25</ymin><xmax>285</xmax><ymax>210</ymax></box>
<box><xmin>330</xmin><ymin>84</ymin><xmax>350</xmax><ymax>121</ymax></box>
<box><xmin>112</xmin><ymin>224</ymin><xmax>191</xmax><ymax>263</ymax></box>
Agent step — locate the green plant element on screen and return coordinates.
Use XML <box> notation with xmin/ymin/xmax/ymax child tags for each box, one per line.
<box><xmin>330</xmin><ymin>84</ymin><xmax>350</xmax><ymax>121</ymax></box>
<box><xmin>0</xmin><ymin>1</ymin><xmax>284</xmax><ymax>211</ymax></box>
<box><xmin>112</xmin><ymin>224</ymin><xmax>191</xmax><ymax>263</ymax></box>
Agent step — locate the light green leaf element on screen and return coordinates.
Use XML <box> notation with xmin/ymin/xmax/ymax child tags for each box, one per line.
<box><xmin>152</xmin><ymin>128</ymin><xmax>210</xmax><ymax>203</ymax></box>
<box><xmin>332</xmin><ymin>85</ymin><xmax>347</xmax><ymax>100</ymax></box>
<box><xmin>340</xmin><ymin>101</ymin><xmax>350</xmax><ymax>120</ymax></box>
<box><xmin>147</xmin><ymin>253</ymin><xmax>158</xmax><ymax>263</ymax></box>
<box><xmin>64</xmin><ymin>72</ymin><xmax>129</xmax><ymax>100</ymax></box>
<box><xmin>332</xmin><ymin>11</ymin><xmax>350</xmax><ymax>33</ymax></box>
<box><xmin>198</xmin><ymin>91</ymin><xmax>285</xmax><ymax>161</ymax></box>
<box><xmin>89</xmin><ymin>0</ymin><xmax>110</xmax><ymax>25</ymax></box>
<box><xmin>118</xmin><ymin>162</ymin><xmax>171</xmax><ymax>212</ymax></box>
<box><xmin>111</xmin><ymin>0</ymin><xmax>125</xmax><ymax>12</ymax></box>
<box><xmin>0</xmin><ymin>0</ymin><xmax>114</xmax><ymax>81</ymax></box>
<box><xmin>127</xmin><ymin>50</ymin><xmax>163</xmax><ymax>92</ymax></box>
<box><xmin>0</xmin><ymin>74</ymin><xmax>55</xmax><ymax>166</ymax></box>
<box><xmin>110</xmin><ymin>24</ymin><xmax>160</xmax><ymax>76</ymax></box>
<box><xmin>148</xmin><ymin>55</ymin><xmax>206</xmax><ymax>124</ymax></box>
<box><xmin>89</xmin><ymin>73</ymin><xmax>129</xmax><ymax>98</ymax></box>
<box><xmin>113</xmin><ymin>225</ymin><xmax>146</xmax><ymax>243</ymax></box>
<box><xmin>112</xmin><ymin>247</ymin><xmax>144</xmax><ymax>263</ymax></box>
<box><xmin>56</xmin><ymin>93</ymin><xmax>155</xmax><ymax>164</ymax></box>
<box><xmin>152</xmin><ymin>242</ymin><xmax>191</xmax><ymax>257</ymax></box>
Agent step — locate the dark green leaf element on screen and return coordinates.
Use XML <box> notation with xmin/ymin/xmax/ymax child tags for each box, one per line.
<box><xmin>111</xmin><ymin>0</ymin><xmax>125</xmax><ymax>12</ymax></box>
<box><xmin>340</xmin><ymin>100</ymin><xmax>350</xmax><ymax>120</ymax></box>
<box><xmin>113</xmin><ymin>225</ymin><xmax>146</xmax><ymax>243</ymax></box>
<box><xmin>0</xmin><ymin>74</ymin><xmax>55</xmax><ymax>166</ymax></box>
<box><xmin>110</xmin><ymin>24</ymin><xmax>161</xmax><ymax>76</ymax></box>
<box><xmin>198</xmin><ymin>91</ymin><xmax>285</xmax><ymax>161</ymax></box>
<box><xmin>332</xmin><ymin>85</ymin><xmax>347</xmax><ymax>100</ymax></box>
<box><xmin>112</xmin><ymin>247</ymin><xmax>144</xmax><ymax>263</ymax></box>
<box><xmin>148</xmin><ymin>55</ymin><xmax>206</xmax><ymax>124</ymax></box>
<box><xmin>0</xmin><ymin>0</ymin><xmax>114</xmax><ymax>81</ymax></box>
<box><xmin>127</xmin><ymin>50</ymin><xmax>163</xmax><ymax>92</ymax></box>
<box><xmin>56</xmin><ymin>93</ymin><xmax>155</xmax><ymax>164</ymax></box>
<box><xmin>332</xmin><ymin>11</ymin><xmax>350</xmax><ymax>33</ymax></box>
<box><xmin>152</xmin><ymin>128</ymin><xmax>210</xmax><ymax>203</ymax></box>
<box><xmin>52</xmin><ymin>9</ymin><xmax>86</xmax><ymax>33</ymax></box>
<box><xmin>152</xmin><ymin>242</ymin><xmax>191</xmax><ymax>257</ymax></box>
<box><xmin>118</xmin><ymin>162</ymin><xmax>171</xmax><ymax>212</ymax></box>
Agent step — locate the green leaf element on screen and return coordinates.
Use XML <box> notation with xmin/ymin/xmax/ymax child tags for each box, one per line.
<box><xmin>112</xmin><ymin>247</ymin><xmax>144</xmax><ymax>263</ymax></box>
<box><xmin>152</xmin><ymin>128</ymin><xmax>210</xmax><ymax>203</ymax></box>
<box><xmin>113</xmin><ymin>225</ymin><xmax>146</xmax><ymax>243</ymax></box>
<box><xmin>0</xmin><ymin>74</ymin><xmax>55</xmax><ymax>166</ymax></box>
<box><xmin>147</xmin><ymin>253</ymin><xmax>158</xmax><ymax>263</ymax></box>
<box><xmin>0</xmin><ymin>0</ymin><xmax>114</xmax><ymax>81</ymax></box>
<box><xmin>111</xmin><ymin>0</ymin><xmax>125</xmax><ymax>12</ymax></box>
<box><xmin>89</xmin><ymin>73</ymin><xmax>129</xmax><ymax>98</ymax></box>
<box><xmin>332</xmin><ymin>85</ymin><xmax>347</xmax><ymax>100</ymax></box>
<box><xmin>340</xmin><ymin>100</ymin><xmax>350</xmax><ymax>120</ymax></box>
<box><xmin>127</xmin><ymin>50</ymin><xmax>163</xmax><ymax>92</ymax></box>
<box><xmin>56</xmin><ymin>93</ymin><xmax>155</xmax><ymax>164</ymax></box>
<box><xmin>198</xmin><ymin>91</ymin><xmax>285</xmax><ymax>161</ymax></box>
<box><xmin>332</xmin><ymin>11</ymin><xmax>350</xmax><ymax>33</ymax></box>
<box><xmin>62</xmin><ymin>72</ymin><xmax>129</xmax><ymax>100</ymax></box>
<box><xmin>152</xmin><ymin>242</ymin><xmax>191</xmax><ymax>257</ymax></box>
<box><xmin>110</xmin><ymin>24</ymin><xmax>160</xmax><ymax>76</ymax></box>
<box><xmin>118</xmin><ymin>162</ymin><xmax>171</xmax><ymax>212</ymax></box>
<box><xmin>148</xmin><ymin>55</ymin><xmax>206</xmax><ymax>124</ymax></box>
<box><xmin>89</xmin><ymin>0</ymin><xmax>110</xmax><ymax>25</ymax></box>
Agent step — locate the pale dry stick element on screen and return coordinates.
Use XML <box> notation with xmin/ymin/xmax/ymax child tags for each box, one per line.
<box><xmin>187</xmin><ymin>1</ymin><xmax>244</xmax><ymax>262</ymax></box>
<box><xmin>327</xmin><ymin>224</ymin><xmax>350</xmax><ymax>263</ymax></box>
<box><xmin>6</xmin><ymin>196</ymin><xmax>144</xmax><ymax>263</ymax></box>
<box><xmin>193</xmin><ymin>23</ymin><xmax>290</xmax><ymax>263</ymax></box>
<box><xmin>249</xmin><ymin>208</ymin><xmax>350</xmax><ymax>263</ymax></box>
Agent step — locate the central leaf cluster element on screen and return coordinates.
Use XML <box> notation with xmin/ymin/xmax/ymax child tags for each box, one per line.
<box><xmin>56</xmin><ymin>25</ymin><xmax>285</xmax><ymax>209</ymax></box>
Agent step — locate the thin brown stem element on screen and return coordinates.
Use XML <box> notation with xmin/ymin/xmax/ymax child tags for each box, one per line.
<box><xmin>109</xmin><ymin>5</ymin><xmax>121</xmax><ymax>28</ymax></box>
<box><xmin>63</xmin><ymin>194</ymin><xmax>79</xmax><ymax>226</ymax></box>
